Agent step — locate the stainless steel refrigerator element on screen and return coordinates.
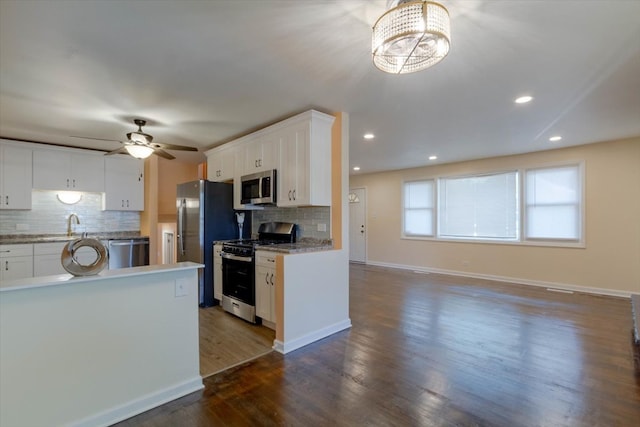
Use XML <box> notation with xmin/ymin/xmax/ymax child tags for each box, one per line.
<box><xmin>176</xmin><ymin>180</ymin><xmax>250</xmax><ymax>307</ymax></box>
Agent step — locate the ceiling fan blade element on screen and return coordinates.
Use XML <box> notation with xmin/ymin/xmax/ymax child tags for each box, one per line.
<box><xmin>104</xmin><ymin>147</ymin><xmax>128</xmax><ymax>156</ymax></box>
<box><xmin>152</xmin><ymin>148</ymin><xmax>175</xmax><ymax>160</ymax></box>
<box><xmin>70</xmin><ymin>135</ymin><xmax>122</xmax><ymax>143</ymax></box>
<box><xmin>150</xmin><ymin>142</ymin><xmax>198</xmax><ymax>152</ymax></box>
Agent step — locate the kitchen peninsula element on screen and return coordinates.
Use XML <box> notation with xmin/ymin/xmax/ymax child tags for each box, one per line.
<box><xmin>0</xmin><ymin>262</ymin><xmax>204</xmax><ymax>427</ymax></box>
<box><xmin>0</xmin><ymin>109</ymin><xmax>352</xmax><ymax>426</ymax></box>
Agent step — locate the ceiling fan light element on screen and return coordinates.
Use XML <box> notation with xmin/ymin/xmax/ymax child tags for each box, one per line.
<box><xmin>125</xmin><ymin>144</ymin><xmax>153</xmax><ymax>159</ymax></box>
<box><xmin>372</xmin><ymin>0</ymin><xmax>451</xmax><ymax>74</ymax></box>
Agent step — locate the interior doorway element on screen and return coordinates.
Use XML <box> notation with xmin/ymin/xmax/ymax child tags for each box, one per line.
<box><xmin>349</xmin><ymin>188</ymin><xmax>366</xmax><ymax>263</ymax></box>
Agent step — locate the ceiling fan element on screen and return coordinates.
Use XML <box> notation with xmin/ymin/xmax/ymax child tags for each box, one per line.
<box><xmin>71</xmin><ymin>119</ymin><xmax>198</xmax><ymax>160</ymax></box>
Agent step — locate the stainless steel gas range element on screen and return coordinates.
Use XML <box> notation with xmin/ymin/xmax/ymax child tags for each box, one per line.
<box><xmin>220</xmin><ymin>222</ymin><xmax>296</xmax><ymax>323</ymax></box>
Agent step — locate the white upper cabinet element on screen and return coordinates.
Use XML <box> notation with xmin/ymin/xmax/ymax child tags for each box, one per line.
<box><xmin>207</xmin><ymin>145</ymin><xmax>236</xmax><ymax>182</ymax></box>
<box><xmin>33</xmin><ymin>148</ymin><xmax>105</xmax><ymax>192</ymax></box>
<box><xmin>0</xmin><ymin>140</ymin><xmax>32</xmax><ymax>210</ymax></box>
<box><xmin>277</xmin><ymin>111</ymin><xmax>334</xmax><ymax>207</ymax></box>
<box><xmin>102</xmin><ymin>156</ymin><xmax>144</xmax><ymax>211</ymax></box>
<box><xmin>242</xmin><ymin>133</ymin><xmax>279</xmax><ymax>174</ymax></box>
<box><xmin>204</xmin><ymin>110</ymin><xmax>334</xmax><ymax>209</ymax></box>
<box><xmin>205</xmin><ymin>140</ymin><xmax>262</xmax><ymax>210</ymax></box>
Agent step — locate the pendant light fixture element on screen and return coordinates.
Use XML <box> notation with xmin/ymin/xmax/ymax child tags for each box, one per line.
<box><xmin>372</xmin><ymin>0</ymin><xmax>451</xmax><ymax>74</ymax></box>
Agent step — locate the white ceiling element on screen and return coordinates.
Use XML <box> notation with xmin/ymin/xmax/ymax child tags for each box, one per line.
<box><xmin>1</xmin><ymin>1</ymin><xmax>639</xmax><ymax>173</ymax></box>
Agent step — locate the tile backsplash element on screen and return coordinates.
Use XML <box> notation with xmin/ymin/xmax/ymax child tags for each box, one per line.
<box><xmin>0</xmin><ymin>191</ymin><xmax>140</xmax><ymax>235</ymax></box>
<box><xmin>251</xmin><ymin>206</ymin><xmax>330</xmax><ymax>240</ymax></box>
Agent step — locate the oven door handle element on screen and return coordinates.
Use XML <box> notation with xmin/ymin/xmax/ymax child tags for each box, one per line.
<box><xmin>221</xmin><ymin>252</ymin><xmax>253</xmax><ymax>263</ymax></box>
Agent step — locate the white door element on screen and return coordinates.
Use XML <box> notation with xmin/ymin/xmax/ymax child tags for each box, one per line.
<box><xmin>349</xmin><ymin>188</ymin><xmax>366</xmax><ymax>263</ymax></box>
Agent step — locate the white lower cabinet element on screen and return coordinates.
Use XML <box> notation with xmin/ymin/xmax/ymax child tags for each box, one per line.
<box><xmin>255</xmin><ymin>250</ymin><xmax>276</xmax><ymax>326</ymax></box>
<box><xmin>213</xmin><ymin>243</ymin><xmax>223</xmax><ymax>302</ymax></box>
<box><xmin>0</xmin><ymin>244</ymin><xmax>33</xmax><ymax>281</ymax></box>
<box><xmin>34</xmin><ymin>242</ymin><xmax>103</xmax><ymax>277</ymax></box>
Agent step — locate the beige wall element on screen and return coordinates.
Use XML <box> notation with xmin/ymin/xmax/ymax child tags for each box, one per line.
<box><xmin>157</xmin><ymin>157</ymin><xmax>200</xmax><ymax>221</ymax></box>
<box><xmin>349</xmin><ymin>138</ymin><xmax>640</xmax><ymax>295</ymax></box>
<box><xmin>141</xmin><ymin>157</ymin><xmax>199</xmax><ymax>264</ymax></box>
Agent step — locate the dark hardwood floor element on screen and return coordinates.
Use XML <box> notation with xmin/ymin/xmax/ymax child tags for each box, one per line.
<box><xmin>115</xmin><ymin>264</ymin><xmax>640</xmax><ymax>426</ymax></box>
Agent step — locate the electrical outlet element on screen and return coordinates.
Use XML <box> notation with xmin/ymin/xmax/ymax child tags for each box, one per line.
<box><xmin>317</xmin><ymin>223</ymin><xmax>327</xmax><ymax>232</ymax></box>
<box><xmin>175</xmin><ymin>278</ymin><xmax>188</xmax><ymax>297</ymax></box>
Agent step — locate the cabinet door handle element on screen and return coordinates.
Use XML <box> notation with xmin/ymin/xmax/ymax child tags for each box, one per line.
<box><xmin>5</xmin><ymin>195</ymin><xmax>8</xmax><ymax>206</ymax></box>
<box><xmin>126</xmin><ymin>200</ymin><xmax>130</xmax><ymax>208</ymax></box>
<box><xmin>270</xmin><ymin>273</ymin><xmax>274</xmax><ymax>286</ymax></box>
<box><xmin>292</xmin><ymin>189</ymin><xmax>296</xmax><ymax>200</ymax></box>
<box><xmin>288</xmin><ymin>190</ymin><xmax>292</xmax><ymax>201</ymax></box>
<box><xmin>72</xmin><ymin>179</ymin><xmax>76</xmax><ymax>188</ymax></box>
<box><xmin>255</xmin><ymin>160</ymin><xmax>258</xmax><ymax>168</ymax></box>
<box><xmin>265</xmin><ymin>272</ymin><xmax>269</xmax><ymax>285</ymax></box>
<box><xmin>66</xmin><ymin>178</ymin><xmax>70</xmax><ymax>188</ymax></box>
<box><xmin>5</xmin><ymin>261</ymin><xmax>8</xmax><ymax>271</ymax></box>
<box><xmin>121</xmin><ymin>200</ymin><xmax>125</xmax><ymax>207</ymax></box>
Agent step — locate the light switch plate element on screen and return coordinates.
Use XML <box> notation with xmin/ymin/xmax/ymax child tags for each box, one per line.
<box><xmin>175</xmin><ymin>278</ymin><xmax>188</xmax><ymax>297</ymax></box>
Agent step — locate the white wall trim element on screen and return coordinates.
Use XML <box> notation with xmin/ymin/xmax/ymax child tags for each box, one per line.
<box><xmin>273</xmin><ymin>319</ymin><xmax>352</xmax><ymax>354</ymax></box>
<box><xmin>71</xmin><ymin>377</ymin><xmax>204</xmax><ymax>427</ymax></box>
<box><xmin>365</xmin><ymin>260</ymin><xmax>633</xmax><ymax>298</ymax></box>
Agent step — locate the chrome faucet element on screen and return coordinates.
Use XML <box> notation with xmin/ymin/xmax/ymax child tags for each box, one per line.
<box><xmin>67</xmin><ymin>213</ymin><xmax>80</xmax><ymax>237</ymax></box>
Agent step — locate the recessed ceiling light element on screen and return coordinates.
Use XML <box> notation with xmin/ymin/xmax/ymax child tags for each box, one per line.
<box><xmin>353</xmin><ymin>166</ymin><xmax>361</xmax><ymax>171</ymax></box>
<box><xmin>428</xmin><ymin>155</ymin><xmax>438</xmax><ymax>160</ymax></box>
<box><xmin>515</xmin><ymin>95</ymin><xmax>533</xmax><ymax>104</ymax></box>
<box><xmin>549</xmin><ymin>136</ymin><xmax>562</xmax><ymax>142</ymax></box>
<box><xmin>363</xmin><ymin>133</ymin><xmax>375</xmax><ymax>140</ymax></box>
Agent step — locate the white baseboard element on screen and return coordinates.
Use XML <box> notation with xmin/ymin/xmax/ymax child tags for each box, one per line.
<box><xmin>366</xmin><ymin>260</ymin><xmax>633</xmax><ymax>298</ymax></box>
<box><xmin>273</xmin><ymin>319</ymin><xmax>352</xmax><ymax>354</ymax></box>
<box><xmin>71</xmin><ymin>376</ymin><xmax>204</xmax><ymax>427</ymax></box>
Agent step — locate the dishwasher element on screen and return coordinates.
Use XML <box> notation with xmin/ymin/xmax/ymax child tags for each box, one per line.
<box><xmin>107</xmin><ymin>237</ymin><xmax>150</xmax><ymax>269</ymax></box>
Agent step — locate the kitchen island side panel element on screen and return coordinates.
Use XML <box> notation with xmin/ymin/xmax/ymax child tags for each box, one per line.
<box><xmin>275</xmin><ymin>249</ymin><xmax>351</xmax><ymax>354</ymax></box>
<box><xmin>0</xmin><ymin>265</ymin><xmax>203</xmax><ymax>427</ymax></box>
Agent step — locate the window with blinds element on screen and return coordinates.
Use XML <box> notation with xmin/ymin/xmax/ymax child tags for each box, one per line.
<box><xmin>438</xmin><ymin>171</ymin><xmax>518</xmax><ymax>240</ymax></box>
<box><xmin>403</xmin><ymin>180</ymin><xmax>435</xmax><ymax>236</ymax></box>
<box><xmin>525</xmin><ymin>165</ymin><xmax>581</xmax><ymax>240</ymax></box>
<box><xmin>400</xmin><ymin>164</ymin><xmax>583</xmax><ymax>245</ymax></box>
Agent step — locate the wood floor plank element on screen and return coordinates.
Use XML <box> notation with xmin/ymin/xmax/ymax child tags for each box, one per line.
<box><xmin>199</xmin><ymin>305</ymin><xmax>275</xmax><ymax>377</ymax></box>
<box><xmin>115</xmin><ymin>264</ymin><xmax>640</xmax><ymax>426</ymax></box>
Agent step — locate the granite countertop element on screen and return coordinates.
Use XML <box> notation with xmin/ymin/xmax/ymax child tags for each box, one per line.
<box><xmin>0</xmin><ymin>232</ymin><xmax>146</xmax><ymax>245</ymax></box>
<box><xmin>255</xmin><ymin>238</ymin><xmax>333</xmax><ymax>254</ymax></box>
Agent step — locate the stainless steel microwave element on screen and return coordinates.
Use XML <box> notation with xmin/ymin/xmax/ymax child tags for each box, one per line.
<box><xmin>240</xmin><ymin>170</ymin><xmax>276</xmax><ymax>205</ymax></box>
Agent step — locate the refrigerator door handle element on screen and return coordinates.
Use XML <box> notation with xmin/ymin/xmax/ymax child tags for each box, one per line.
<box><xmin>177</xmin><ymin>198</ymin><xmax>186</xmax><ymax>256</ymax></box>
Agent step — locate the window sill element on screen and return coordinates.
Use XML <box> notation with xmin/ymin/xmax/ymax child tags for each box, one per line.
<box><xmin>401</xmin><ymin>235</ymin><xmax>585</xmax><ymax>249</ymax></box>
